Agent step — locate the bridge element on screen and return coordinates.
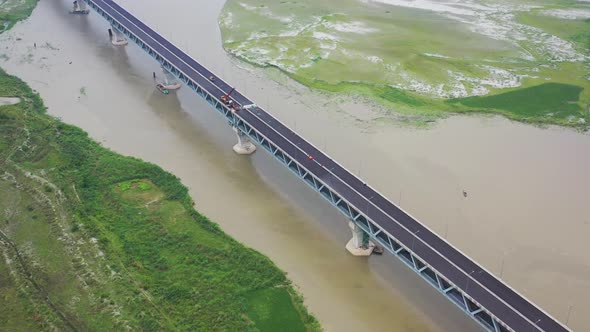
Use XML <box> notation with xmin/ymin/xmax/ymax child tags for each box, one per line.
<box><xmin>75</xmin><ymin>1</ymin><xmax>570</xmax><ymax>331</ymax></box>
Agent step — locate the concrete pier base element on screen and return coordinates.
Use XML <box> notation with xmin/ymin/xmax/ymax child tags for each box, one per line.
<box><xmin>160</xmin><ymin>67</ymin><xmax>181</xmax><ymax>90</ymax></box>
<box><xmin>161</xmin><ymin>82</ymin><xmax>181</xmax><ymax>90</ymax></box>
<box><xmin>70</xmin><ymin>1</ymin><xmax>89</xmax><ymax>14</ymax></box>
<box><xmin>111</xmin><ymin>38</ymin><xmax>128</xmax><ymax>46</ymax></box>
<box><xmin>346</xmin><ymin>221</ymin><xmax>375</xmax><ymax>256</ymax></box>
<box><xmin>232</xmin><ymin>127</ymin><xmax>256</xmax><ymax>155</ymax></box>
<box><xmin>111</xmin><ymin>26</ymin><xmax>128</xmax><ymax>46</ymax></box>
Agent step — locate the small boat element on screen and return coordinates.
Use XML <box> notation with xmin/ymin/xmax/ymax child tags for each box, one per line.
<box><xmin>156</xmin><ymin>84</ymin><xmax>169</xmax><ymax>95</ymax></box>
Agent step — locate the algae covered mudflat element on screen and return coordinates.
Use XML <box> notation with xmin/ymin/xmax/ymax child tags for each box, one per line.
<box><xmin>220</xmin><ymin>0</ymin><xmax>590</xmax><ymax>127</ymax></box>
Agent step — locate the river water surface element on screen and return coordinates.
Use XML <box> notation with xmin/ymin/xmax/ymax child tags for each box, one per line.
<box><xmin>1</xmin><ymin>0</ymin><xmax>589</xmax><ymax>331</ymax></box>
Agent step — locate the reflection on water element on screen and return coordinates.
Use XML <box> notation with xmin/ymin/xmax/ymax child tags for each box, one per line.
<box><xmin>1</xmin><ymin>0</ymin><xmax>589</xmax><ymax>331</ymax></box>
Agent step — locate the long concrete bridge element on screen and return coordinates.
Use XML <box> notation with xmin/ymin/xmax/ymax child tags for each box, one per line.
<box><xmin>74</xmin><ymin>1</ymin><xmax>571</xmax><ymax>331</ymax></box>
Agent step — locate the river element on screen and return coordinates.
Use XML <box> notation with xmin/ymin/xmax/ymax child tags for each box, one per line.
<box><xmin>1</xmin><ymin>0</ymin><xmax>588</xmax><ymax>331</ymax></box>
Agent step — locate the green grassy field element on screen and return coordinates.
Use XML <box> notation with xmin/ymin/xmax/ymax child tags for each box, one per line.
<box><xmin>246</xmin><ymin>288</ymin><xmax>307</xmax><ymax>332</ymax></box>
<box><xmin>220</xmin><ymin>0</ymin><xmax>590</xmax><ymax>129</ymax></box>
<box><xmin>0</xmin><ymin>67</ymin><xmax>320</xmax><ymax>331</ymax></box>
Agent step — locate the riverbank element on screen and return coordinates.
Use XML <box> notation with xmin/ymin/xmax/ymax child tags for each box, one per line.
<box><xmin>0</xmin><ymin>59</ymin><xmax>319</xmax><ymax>332</ymax></box>
<box><xmin>0</xmin><ymin>2</ymin><xmax>319</xmax><ymax>331</ymax></box>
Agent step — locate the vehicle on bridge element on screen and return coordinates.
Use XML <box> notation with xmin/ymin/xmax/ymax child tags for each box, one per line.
<box><xmin>220</xmin><ymin>96</ymin><xmax>241</xmax><ymax>112</ymax></box>
<box><xmin>221</xmin><ymin>88</ymin><xmax>241</xmax><ymax>112</ymax></box>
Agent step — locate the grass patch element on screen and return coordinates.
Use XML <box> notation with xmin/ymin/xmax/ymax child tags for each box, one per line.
<box><xmin>571</xmin><ymin>18</ymin><xmax>590</xmax><ymax>50</ymax></box>
<box><xmin>246</xmin><ymin>287</ymin><xmax>307</xmax><ymax>332</ymax></box>
<box><xmin>448</xmin><ymin>83</ymin><xmax>586</xmax><ymax>123</ymax></box>
<box><xmin>117</xmin><ymin>178</ymin><xmax>152</xmax><ymax>192</ymax></box>
<box><xmin>0</xmin><ymin>253</ymin><xmax>45</xmax><ymax>331</ymax></box>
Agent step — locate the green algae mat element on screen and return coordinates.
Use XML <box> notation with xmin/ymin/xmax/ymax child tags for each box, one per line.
<box><xmin>220</xmin><ymin>0</ymin><xmax>590</xmax><ymax>128</ymax></box>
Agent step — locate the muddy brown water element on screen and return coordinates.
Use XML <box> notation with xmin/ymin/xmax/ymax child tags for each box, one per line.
<box><xmin>1</xmin><ymin>0</ymin><xmax>589</xmax><ymax>331</ymax></box>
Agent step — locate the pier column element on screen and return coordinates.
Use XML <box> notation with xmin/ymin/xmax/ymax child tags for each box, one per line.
<box><xmin>232</xmin><ymin>126</ymin><xmax>256</xmax><ymax>155</ymax></box>
<box><xmin>110</xmin><ymin>25</ymin><xmax>128</xmax><ymax>46</ymax></box>
<box><xmin>159</xmin><ymin>67</ymin><xmax>181</xmax><ymax>90</ymax></box>
<box><xmin>345</xmin><ymin>221</ymin><xmax>375</xmax><ymax>256</ymax></box>
<box><xmin>70</xmin><ymin>1</ymin><xmax>89</xmax><ymax>14</ymax></box>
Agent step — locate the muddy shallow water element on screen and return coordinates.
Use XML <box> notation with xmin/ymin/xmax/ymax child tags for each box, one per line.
<box><xmin>1</xmin><ymin>0</ymin><xmax>589</xmax><ymax>331</ymax></box>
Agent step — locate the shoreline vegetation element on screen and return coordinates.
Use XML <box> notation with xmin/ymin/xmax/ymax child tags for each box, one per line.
<box><xmin>0</xmin><ymin>0</ymin><xmax>38</xmax><ymax>32</ymax></box>
<box><xmin>220</xmin><ymin>0</ymin><xmax>590</xmax><ymax>130</ymax></box>
<box><xmin>0</xmin><ymin>1</ymin><xmax>320</xmax><ymax>331</ymax></box>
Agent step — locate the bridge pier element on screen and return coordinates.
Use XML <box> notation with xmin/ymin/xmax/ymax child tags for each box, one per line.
<box><xmin>345</xmin><ymin>221</ymin><xmax>375</xmax><ymax>256</ymax></box>
<box><xmin>159</xmin><ymin>67</ymin><xmax>181</xmax><ymax>90</ymax></box>
<box><xmin>110</xmin><ymin>25</ymin><xmax>128</xmax><ymax>46</ymax></box>
<box><xmin>70</xmin><ymin>0</ymin><xmax>89</xmax><ymax>14</ymax></box>
<box><xmin>232</xmin><ymin>126</ymin><xmax>256</xmax><ymax>155</ymax></box>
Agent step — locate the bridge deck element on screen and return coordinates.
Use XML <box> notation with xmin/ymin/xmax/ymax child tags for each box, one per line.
<box><xmin>88</xmin><ymin>1</ymin><xmax>569</xmax><ymax>331</ymax></box>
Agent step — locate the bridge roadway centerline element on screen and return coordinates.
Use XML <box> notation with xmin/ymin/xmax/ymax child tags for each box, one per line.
<box><xmin>87</xmin><ymin>1</ymin><xmax>568</xmax><ymax>331</ymax></box>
